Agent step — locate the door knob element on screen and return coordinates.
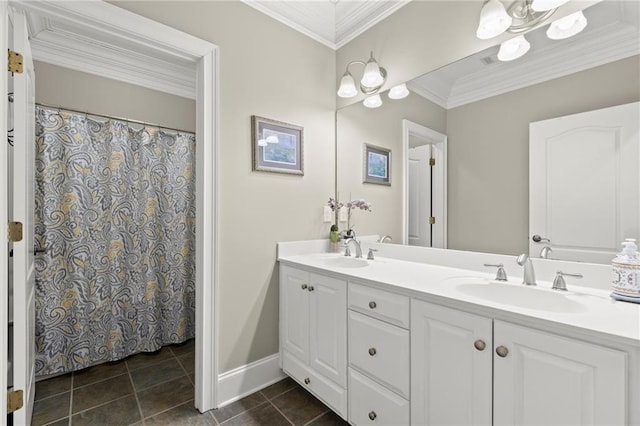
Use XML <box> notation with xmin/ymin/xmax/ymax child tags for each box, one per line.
<box><xmin>301</xmin><ymin>284</ymin><xmax>308</xmax><ymax>290</ymax></box>
<box><xmin>368</xmin><ymin>347</ymin><xmax>377</xmax><ymax>356</ymax></box>
<box><xmin>496</xmin><ymin>345</ymin><xmax>509</xmax><ymax>358</ymax></box>
<box><xmin>368</xmin><ymin>411</ymin><xmax>377</xmax><ymax>421</ymax></box>
<box><xmin>308</xmin><ymin>286</ymin><xmax>315</xmax><ymax>292</ymax></box>
<box><xmin>474</xmin><ymin>339</ymin><xmax>486</xmax><ymax>351</ymax></box>
<box><xmin>304</xmin><ymin>377</ymin><xmax>310</xmax><ymax>385</ymax></box>
<box><xmin>368</xmin><ymin>301</ymin><xmax>377</xmax><ymax>309</ymax></box>
<box><xmin>532</xmin><ymin>234</ymin><xmax>550</xmax><ymax>243</ymax></box>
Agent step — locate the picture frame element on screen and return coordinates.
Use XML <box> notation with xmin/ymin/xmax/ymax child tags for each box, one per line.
<box><xmin>363</xmin><ymin>143</ymin><xmax>391</xmax><ymax>185</ymax></box>
<box><xmin>251</xmin><ymin>115</ymin><xmax>304</xmax><ymax>175</ymax></box>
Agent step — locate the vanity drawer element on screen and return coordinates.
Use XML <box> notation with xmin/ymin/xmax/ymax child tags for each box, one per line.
<box><xmin>348</xmin><ymin>282</ymin><xmax>410</xmax><ymax>328</ymax></box>
<box><xmin>349</xmin><ymin>368</ymin><xmax>409</xmax><ymax>426</ymax></box>
<box><xmin>348</xmin><ymin>311</ymin><xmax>410</xmax><ymax>398</ymax></box>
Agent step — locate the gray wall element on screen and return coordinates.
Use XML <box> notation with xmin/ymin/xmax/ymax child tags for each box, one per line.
<box><xmin>337</xmin><ymin>92</ymin><xmax>446</xmax><ymax>240</ymax></box>
<box><xmin>35</xmin><ymin>61</ymin><xmax>195</xmax><ymax>131</ymax></box>
<box><xmin>447</xmin><ymin>55</ymin><xmax>640</xmax><ymax>255</ymax></box>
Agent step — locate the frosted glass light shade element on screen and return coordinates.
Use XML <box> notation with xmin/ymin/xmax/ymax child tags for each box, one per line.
<box><xmin>476</xmin><ymin>0</ymin><xmax>513</xmax><ymax>39</ymax></box>
<box><xmin>361</xmin><ymin>54</ymin><xmax>384</xmax><ymax>88</ymax></box>
<box><xmin>257</xmin><ymin>139</ymin><xmax>267</xmax><ymax>147</ymax></box>
<box><xmin>531</xmin><ymin>0</ymin><xmax>570</xmax><ymax>12</ymax></box>
<box><xmin>265</xmin><ymin>135</ymin><xmax>278</xmax><ymax>144</ymax></box>
<box><xmin>497</xmin><ymin>35</ymin><xmax>531</xmax><ymax>61</ymax></box>
<box><xmin>547</xmin><ymin>11</ymin><xmax>587</xmax><ymax>40</ymax></box>
<box><xmin>388</xmin><ymin>83</ymin><xmax>410</xmax><ymax>100</ymax></box>
<box><xmin>363</xmin><ymin>94</ymin><xmax>382</xmax><ymax>108</ymax></box>
<box><xmin>337</xmin><ymin>71</ymin><xmax>358</xmax><ymax>98</ymax></box>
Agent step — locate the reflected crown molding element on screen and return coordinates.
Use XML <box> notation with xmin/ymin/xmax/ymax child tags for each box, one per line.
<box><xmin>409</xmin><ymin>2</ymin><xmax>640</xmax><ymax>110</ymax></box>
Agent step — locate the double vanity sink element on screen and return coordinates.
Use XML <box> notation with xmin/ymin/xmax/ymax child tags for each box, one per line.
<box><xmin>278</xmin><ymin>240</ymin><xmax>640</xmax><ymax>425</ymax></box>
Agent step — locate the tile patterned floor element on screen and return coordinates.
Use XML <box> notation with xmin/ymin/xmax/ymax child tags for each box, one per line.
<box><xmin>32</xmin><ymin>340</ymin><xmax>348</xmax><ymax>425</ymax></box>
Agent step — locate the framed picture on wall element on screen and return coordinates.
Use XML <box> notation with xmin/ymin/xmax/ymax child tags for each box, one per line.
<box><xmin>363</xmin><ymin>143</ymin><xmax>391</xmax><ymax>185</ymax></box>
<box><xmin>251</xmin><ymin>115</ymin><xmax>304</xmax><ymax>175</ymax></box>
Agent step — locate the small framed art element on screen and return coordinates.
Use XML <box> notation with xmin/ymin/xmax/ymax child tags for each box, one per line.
<box><xmin>251</xmin><ymin>115</ymin><xmax>304</xmax><ymax>175</ymax></box>
<box><xmin>363</xmin><ymin>143</ymin><xmax>391</xmax><ymax>185</ymax></box>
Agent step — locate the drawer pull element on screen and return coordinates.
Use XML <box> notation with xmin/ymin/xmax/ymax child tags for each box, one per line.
<box><xmin>496</xmin><ymin>345</ymin><xmax>509</xmax><ymax>358</ymax></box>
<box><xmin>368</xmin><ymin>347</ymin><xmax>377</xmax><ymax>356</ymax></box>
<box><xmin>368</xmin><ymin>411</ymin><xmax>377</xmax><ymax>421</ymax></box>
<box><xmin>474</xmin><ymin>339</ymin><xmax>486</xmax><ymax>351</ymax></box>
<box><xmin>301</xmin><ymin>284</ymin><xmax>308</xmax><ymax>290</ymax></box>
<box><xmin>368</xmin><ymin>301</ymin><xmax>377</xmax><ymax>309</ymax></box>
<box><xmin>308</xmin><ymin>286</ymin><xmax>315</xmax><ymax>292</ymax></box>
<box><xmin>304</xmin><ymin>377</ymin><xmax>310</xmax><ymax>385</ymax></box>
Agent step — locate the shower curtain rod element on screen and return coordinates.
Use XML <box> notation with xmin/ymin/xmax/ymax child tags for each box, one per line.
<box><xmin>36</xmin><ymin>102</ymin><xmax>195</xmax><ymax>135</ymax></box>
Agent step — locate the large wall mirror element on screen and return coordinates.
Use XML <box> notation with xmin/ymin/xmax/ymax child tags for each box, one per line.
<box><xmin>336</xmin><ymin>0</ymin><xmax>640</xmax><ymax>263</ymax></box>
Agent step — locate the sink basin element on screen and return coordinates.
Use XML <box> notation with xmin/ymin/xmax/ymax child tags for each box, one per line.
<box><xmin>456</xmin><ymin>282</ymin><xmax>587</xmax><ymax>313</ymax></box>
<box><xmin>324</xmin><ymin>256</ymin><xmax>369</xmax><ymax>268</ymax></box>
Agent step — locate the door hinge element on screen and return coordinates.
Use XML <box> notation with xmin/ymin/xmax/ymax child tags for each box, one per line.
<box><xmin>8</xmin><ymin>221</ymin><xmax>23</xmax><ymax>242</ymax></box>
<box><xmin>7</xmin><ymin>390</ymin><xmax>23</xmax><ymax>413</ymax></box>
<box><xmin>428</xmin><ymin>216</ymin><xmax>436</xmax><ymax>225</ymax></box>
<box><xmin>429</xmin><ymin>157</ymin><xmax>435</xmax><ymax>166</ymax></box>
<box><xmin>8</xmin><ymin>50</ymin><xmax>24</xmax><ymax>74</ymax></box>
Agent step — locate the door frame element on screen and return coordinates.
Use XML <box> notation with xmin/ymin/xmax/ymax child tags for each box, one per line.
<box><xmin>1</xmin><ymin>0</ymin><xmax>220</xmax><ymax>413</ymax></box>
<box><xmin>401</xmin><ymin>119</ymin><xmax>447</xmax><ymax>247</ymax></box>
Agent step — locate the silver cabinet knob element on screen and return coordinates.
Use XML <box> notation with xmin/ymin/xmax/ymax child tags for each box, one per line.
<box><xmin>301</xmin><ymin>284</ymin><xmax>308</xmax><ymax>290</ymax></box>
<box><xmin>474</xmin><ymin>339</ymin><xmax>486</xmax><ymax>351</ymax></box>
<box><xmin>496</xmin><ymin>346</ymin><xmax>509</xmax><ymax>358</ymax></box>
<box><xmin>369</xmin><ymin>301</ymin><xmax>377</xmax><ymax>309</ymax></box>
<box><xmin>304</xmin><ymin>377</ymin><xmax>310</xmax><ymax>385</ymax></box>
<box><xmin>368</xmin><ymin>347</ymin><xmax>377</xmax><ymax>356</ymax></box>
<box><xmin>368</xmin><ymin>411</ymin><xmax>377</xmax><ymax>421</ymax></box>
<box><xmin>308</xmin><ymin>286</ymin><xmax>315</xmax><ymax>292</ymax></box>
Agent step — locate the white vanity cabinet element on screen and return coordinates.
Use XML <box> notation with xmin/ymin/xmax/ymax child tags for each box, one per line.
<box><xmin>279</xmin><ymin>265</ymin><xmax>348</xmax><ymax>418</ymax></box>
<box><xmin>348</xmin><ymin>283</ymin><xmax>411</xmax><ymax>425</ymax></box>
<box><xmin>412</xmin><ymin>300</ymin><xmax>627</xmax><ymax>426</ymax></box>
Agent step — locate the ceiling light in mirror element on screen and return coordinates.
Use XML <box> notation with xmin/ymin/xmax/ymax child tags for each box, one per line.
<box><xmin>388</xmin><ymin>83</ymin><xmax>410</xmax><ymax>100</ymax></box>
<box><xmin>363</xmin><ymin>94</ymin><xmax>383</xmax><ymax>108</ymax></box>
<box><xmin>362</xmin><ymin>52</ymin><xmax>385</xmax><ymax>87</ymax></box>
<box><xmin>547</xmin><ymin>11</ymin><xmax>588</xmax><ymax>40</ymax></box>
<box><xmin>476</xmin><ymin>0</ymin><xmax>513</xmax><ymax>39</ymax></box>
<box><xmin>531</xmin><ymin>0</ymin><xmax>570</xmax><ymax>12</ymax></box>
<box><xmin>338</xmin><ymin>71</ymin><xmax>358</xmax><ymax>98</ymax></box>
<box><xmin>497</xmin><ymin>35</ymin><xmax>531</xmax><ymax>61</ymax></box>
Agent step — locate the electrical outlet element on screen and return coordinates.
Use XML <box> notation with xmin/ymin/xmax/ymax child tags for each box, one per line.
<box><xmin>339</xmin><ymin>208</ymin><xmax>347</xmax><ymax>222</ymax></box>
<box><xmin>323</xmin><ymin>206</ymin><xmax>333</xmax><ymax>222</ymax></box>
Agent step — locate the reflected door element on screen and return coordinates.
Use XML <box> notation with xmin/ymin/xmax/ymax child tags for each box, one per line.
<box><xmin>530</xmin><ymin>102</ymin><xmax>640</xmax><ymax>263</ymax></box>
<box><xmin>408</xmin><ymin>144</ymin><xmax>432</xmax><ymax>247</ymax></box>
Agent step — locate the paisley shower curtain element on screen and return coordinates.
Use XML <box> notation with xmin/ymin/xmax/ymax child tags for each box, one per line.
<box><xmin>34</xmin><ymin>106</ymin><xmax>196</xmax><ymax>376</ymax></box>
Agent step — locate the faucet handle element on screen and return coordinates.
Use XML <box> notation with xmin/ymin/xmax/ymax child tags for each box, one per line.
<box><xmin>552</xmin><ymin>271</ymin><xmax>583</xmax><ymax>291</ymax></box>
<box><xmin>367</xmin><ymin>248</ymin><xmax>378</xmax><ymax>260</ymax></box>
<box><xmin>484</xmin><ymin>263</ymin><xmax>508</xmax><ymax>281</ymax></box>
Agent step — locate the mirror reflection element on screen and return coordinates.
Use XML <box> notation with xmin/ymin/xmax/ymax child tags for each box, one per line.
<box><xmin>336</xmin><ymin>0</ymin><xmax>640</xmax><ymax>263</ymax></box>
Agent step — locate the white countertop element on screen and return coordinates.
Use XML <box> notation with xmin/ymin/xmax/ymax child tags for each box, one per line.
<box><xmin>279</xmin><ymin>251</ymin><xmax>640</xmax><ymax>347</ymax></box>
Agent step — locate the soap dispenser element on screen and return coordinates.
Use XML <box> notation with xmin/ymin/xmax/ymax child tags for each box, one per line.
<box><xmin>611</xmin><ymin>238</ymin><xmax>640</xmax><ymax>302</ymax></box>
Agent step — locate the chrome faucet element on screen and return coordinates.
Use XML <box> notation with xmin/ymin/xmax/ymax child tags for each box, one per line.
<box><xmin>552</xmin><ymin>271</ymin><xmax>583</xmax><ymax>291</ymax></box>
<box><xmin>378</xmin><ymin>235</ymin><xmax>392</xmax><ymax>243</ymax></box>
<box><xmin>516</xmin><ymin>254</ymin><xmax>536</xmax><ymax>286</ymax></box>
<box><xmin>539</xmin><ymin>245</ymin><xmax>553</xmax><ymax>259</ymax></box>
<box><xmin>345</xmin><ymin>238</ymin><xmax>363</xmax><ymax>258</ymax></box>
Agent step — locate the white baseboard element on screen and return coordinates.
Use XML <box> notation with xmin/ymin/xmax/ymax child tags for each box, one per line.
<box><xmin>217</xmin><ymin>353</ymin><xmax>286</xmax><ymax>408</ymax></box>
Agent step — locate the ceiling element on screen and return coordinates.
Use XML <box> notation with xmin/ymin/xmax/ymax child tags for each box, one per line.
<box><xmin>241</xmin><ymin>0</ymin><xmax>410</xmax><ymax>49</ymax></box>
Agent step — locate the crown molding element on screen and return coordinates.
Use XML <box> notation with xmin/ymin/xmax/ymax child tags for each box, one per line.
<box><xmin>335</xmin><ymin>1</ymin><xmax>411</xmax><ymax>49</ymax></box>
<box><xmin>23</xmin><ymin>9</ymin><xmax>196</xmax><ymax>99</ymax></box>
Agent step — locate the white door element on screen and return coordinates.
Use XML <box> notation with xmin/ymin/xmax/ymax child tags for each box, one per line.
<box><xmin>10</xmin><ymin>9</ymin><xmax>36</xmax><ymax>425</ymax></box>
<box><xmin>408</xmin><ymin>144</ymin><xmax>432</xmax><ymax>247</ymax></box>
<box><xmin>530</xmin><ymin>102</ymin><xmax>640</xmax><ymax>263</ymax></box>
<box><xmin>308</xmin><ymin>273</ymin><xmax>346</xmax><ymax>387</ymax></box>
<box><xmin>494</xmin><ymin>321</ymin><xmax>626</xmax><ymax>425</ymax></box>
<box><xmin>411</xmin><ymin>300</ymin><xmax>492</xmax><ymax>426</ymax></box>
<box><xmin>280</xmin><ymin>266</ymin><xmax>310</xmax><ymax>364</ymax></box>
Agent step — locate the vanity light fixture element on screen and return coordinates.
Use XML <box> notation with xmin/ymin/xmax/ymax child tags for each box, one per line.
<box><xmin>546</xmin><ymin>11</ymin><xmax>587</xmax><ymax>40</ymax></box>
<box><xmin>497</xmin><ymin>35</ymin><xmax>531</xmax><ymax>61</ymax></box>
<box><xmin>363</xmin><ymin>94</ymin><xmax>383</xmax><ymax>109</ymax></box>
<box><xmin>388</xmin><ymin>83</ymin><xmax>410</xmax><ymax>100</ymax></box>
<box><xmin>476</xmin><ymin>0</ymin><xmax>588</xmax><ymax>61</ymax></box>
<box><xmin>337</xmin><ymin>51</ymin><xmax>387</xmax><ymax>99</ymax></box>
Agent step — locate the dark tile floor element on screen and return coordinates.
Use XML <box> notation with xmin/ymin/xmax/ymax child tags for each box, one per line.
<box><xmin>32</xmin><ymin>341</ymin><xmax>348</xmax><ymax>425</ymax></box>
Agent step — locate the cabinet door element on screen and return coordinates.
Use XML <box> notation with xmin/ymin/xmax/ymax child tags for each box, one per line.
<box><xmin>308</xmin><ymin>273</ymin><xmax>347</xmax><ymax>387</ymax></box>
<box><xmin>494</xmin><ymin>320</ymin><xmax>627</xmax><ymax>426</ymax></box>
<box><xmin>280</xmin><ymin>266</ymin><xmax>310</xmax><ymax>364</ymax></box>
<box><xmin>411</xmin><ymin>300</ymin><xmax>492</xmax><ymax>426</ymax></box>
